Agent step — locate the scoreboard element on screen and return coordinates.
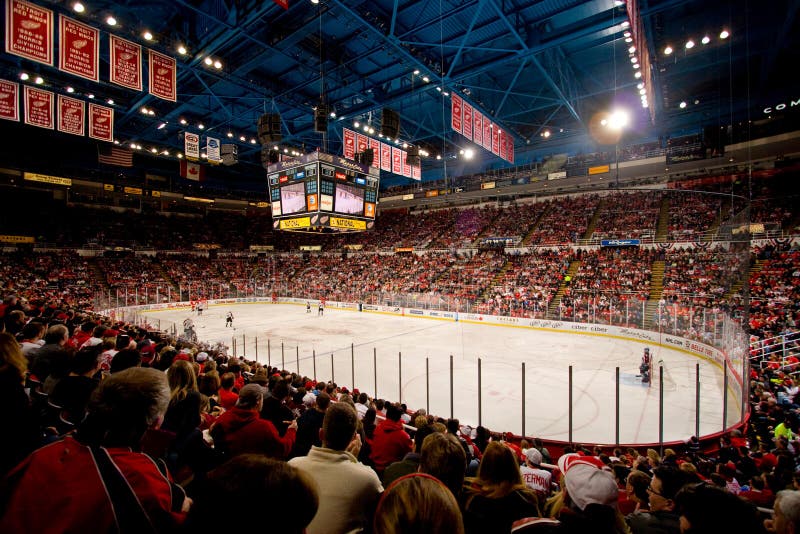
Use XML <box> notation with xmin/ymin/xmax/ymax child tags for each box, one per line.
<box><xmin>267</xmin><ymin>151</ymin><xmax>380</xmax><ymax>233</ymax></box>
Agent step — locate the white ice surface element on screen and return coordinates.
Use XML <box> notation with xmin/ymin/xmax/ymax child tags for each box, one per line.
<box><xmin>142</xmin><ymin>302</ymin><xmax>729</xmax><ymax>445</ymax></box>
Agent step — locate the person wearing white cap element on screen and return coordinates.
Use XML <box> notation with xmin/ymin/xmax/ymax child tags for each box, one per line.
<box><xmin>520</xmin><ymin>447</ymin><xmax>552</xmax><ymax>501</ymax></box>
<box><xmin>511</xmin><ymin>453</ymin><xmax>626</xmax><ymax>534</ymax></box>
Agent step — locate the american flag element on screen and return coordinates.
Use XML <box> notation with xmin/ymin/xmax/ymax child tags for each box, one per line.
<box><xmin>97</xmin><ymin>146</ymin><xmax>133</xmax><ymax>167</ymax></box>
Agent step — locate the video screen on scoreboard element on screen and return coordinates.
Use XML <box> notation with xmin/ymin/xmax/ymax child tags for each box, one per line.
<box><xmin>334</xmin><ymin>183</ymin><xmax>365</xmax><ymax>215</ymax></box>
<box><xmin>280</xmin><ymin>182</ymin><xmax>307</xmax><ymax>215</ymax></box>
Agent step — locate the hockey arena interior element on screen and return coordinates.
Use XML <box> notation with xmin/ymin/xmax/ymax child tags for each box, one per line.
<box><xmin>1</xmin><ymin>0</ymin><xmax>799</xmax><ymax>532</ymax></box>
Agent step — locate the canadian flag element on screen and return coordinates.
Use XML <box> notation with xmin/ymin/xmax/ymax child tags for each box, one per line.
<box><xmin>180</xmin><ymin>160</ymin><xmax>205</xmax><ymax>181</ymax></box>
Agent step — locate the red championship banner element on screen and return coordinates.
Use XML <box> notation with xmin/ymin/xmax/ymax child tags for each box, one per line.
<box><xmin>473</xmin><ymin>110</ymin><xmax>483</xmax><ymax>146</ymax></box>
<box><xmin>5</xmin><ymin>0</ymin><xmax>53</xmax><ymax>65</ymax></box>
<box><xmin>462</xmin><ymin>102</ymin><xmax>473</xmax><ymax>140</ymax></box>
<box><xmin>499</xmin><ymin>130</ymin><xmax>507</xmax><ymax>160</ymax></box>
<box><xmin>492</xmin><ymin>125</ymin><xmax>500</xmax><ymax>154</ymax></box>
<box><xmin>109</xmin><ymin>35</ymin><xmax>142</xmax><ymax>91</ymax></box>
<box><xmin>507</xmin><ymin>135</ymin><xmax>515</xmax><ymax>164</ymax></box>
<box><xmin>369</xmin><ymin>138</ymin><xmax>381</xmax><ymax>169</ymax></box>
<box><xmin>148</xmin><ymin>49</ymin><xmax>176</xmax><ymax>102</ymax></box>
<box><xmin>342</xmin><ymin>128</ymin><xmax>355</xmax><ymax>160</ymax></box>
<box><xmin>411</xmin><ymin>163</ymin><xmax>421</xmax><ymax>181</ymax></box>
<box><xmin>380</xmin><ymin>142</ymin><xmax>391</xmax><ymax>172</ymax></box>
<box><xmin>482</xmin><ymin>120</ymin><xmax>492</xmax><ymax>150</ymax></box>
<box><xmin>355</xmin><ymin>133</ymin><xmax>368</xmax><ymax>154</ymax></box>
<box><xmin>58</xmin><ymin>15</ymin><xmax>99</xmax><ymax>82</ymax></box>
<box><xmin>0</xmin><ymin>79</ymin><xmax>20</xmax><ymax>121</ymax></box>
<box><xmin>402</xmin><ymin>150</ymin><xmax>411</xmax><ymax>178</ymax></box>
<box><xmin>88</xmin><ymin>103</ymin><xmax>114</xmax><ymax>142</ymax></box>
<box><xmin>57</xmin><ymin>94</ymin><xmax>84</xmax><ymax>136</ymax></box>
<box><xmin>391</xmin><ymin>146</ymin><xmax>402</xmax><ymax>174</ymax></box>
<box><xmin>24</xmin><ymin>85</ymin><xmax>53</xmax><ymax>129</ymax></box>
<box><xmin>451</xmin><ymin>94</ymin><xmax>463</xmax><ymax>134</ymax></box>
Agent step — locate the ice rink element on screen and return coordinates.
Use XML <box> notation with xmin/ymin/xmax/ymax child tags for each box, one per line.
<box><xmin>141</xmin><ymin>302</ymin><xmax>731</xmax><ymax>445</ymax></box>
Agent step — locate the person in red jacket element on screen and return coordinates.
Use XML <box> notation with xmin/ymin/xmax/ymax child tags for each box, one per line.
<box><xmin>0</xmin><ymin>367</ymin><xmax>189</xmax><ymax>533</ymax></box>
<box><xmin>369</xmin><ymin>402</ymin><xmax>412</xmax><ymax>475</ymax></box>
<box><xmin>211</xmin><ymin>383</ymin><xmax>297</xmax><ymax>460</ymax></box>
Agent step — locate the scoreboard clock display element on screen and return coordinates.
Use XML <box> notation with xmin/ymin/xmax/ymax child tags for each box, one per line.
<box><xmin>267</xmin><ymin>151</ymin><xmax>380</xmax><ymax>233</ymax></box>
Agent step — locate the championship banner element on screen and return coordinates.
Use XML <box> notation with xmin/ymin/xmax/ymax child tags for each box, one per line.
<box><xmin>473</xmin><ymin>110</ymin><xmax>483</xmax><ymax>146</ymax></box>
<box><xmin>58</xmin><ymin>15</ymin><xmax>99</xmax><ymax>82</ymax></box>
<box><xmin>184</xmin><ymin>132</ymin><xmax>200</xmax><ymax>160</ymax></box>
<box><xmin>451</xmin><ymin>94</ymin><xmax>463</xmax><ymax>133</ymax></box>
<box><xmin>402</xmin><ymin>150</ymin><xmax>411</xmax><ymax>178</ymax></box>
<box><xmin>148</xmin><ymin>49</ymin><xmax>176</xmax><ymax>102</ymax></box>
<box><xmin>411</xmin><ymin>163</ymin><xmax>421</xmax><ymax>181</ymax></box>
<box><xmin>5</xmin><ymin>0</ymin><xmax>53</xmax><ymax>65</ymax></box>
<box><xmin>499</xmin><ymin>130</ymin><xmax>507</xmax><ymax>160</ymax></box>
<box><xmin>23</xmin><ymin>85</ymin><xmax>53</xmax><ymax>129</ymax></box>
<box><xmin>206</xmin><ymin>136</ymin><xmax>221</xmax><ymax>163</ymax></box>
<box><xmin>491</xmin><ymin>125</ymin><xmax>500</xmax><ymax>154</ymax></box>
<box><xmin>380</xmin><ymin>142</ymin><xmax>391</xmax><ymax>172</ymax></box>
<box><xmin>109</xmin><ymin>35</ymin><xmax>142</xmax><ymax>91</ymax></box>
<box><xmin>391</xmin><ymin>146</ymin><xmax>402</xmax><ymax>174</ymax></box>
<box><xmin>462</xmin><ymin>102</ymin><xmax>473</xmax><ymax>140</ymax></box>
<box><xmin>355</xmin><ymin>133</ymin><xmax>368</xmax><ymax>154</ymax></box>
<box><xmin>342</xmin><ymin>128</ymin><xmax>355</xmax><ymax>160</ymax></box>
<box><xmin>57</xmin><ymin>94</ymin><xmax>84</xmax><ymax>136</ymax></box>
<box><xmin>88</xmin><ymin>103</ymin><xmax>113</xmax><ymax>142</ymax></box>
<box><xmin>482</xmin><ymin>120</ymin><xmax>492</xmax><ymax>150</ymax></box>
<box><xmin>507</xmin><ymin>135</ymin><xmax>514</xmax><ymax>164</ymax></box>
<box><xmin>369</xmin><ymin>138</ymin><xmax>381</xmax><ymax>169</ymax></box>
<box><xmin>0</xmin><ymin>79</ymin><xmax>19</xmax><ymax>121</ymax></box>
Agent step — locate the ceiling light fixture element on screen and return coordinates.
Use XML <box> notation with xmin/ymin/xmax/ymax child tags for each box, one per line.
<box><xmin>72</xmin><ymin>2</ymin><xmax>85</xmax><ymax>13</ymax></box>
<box><xmin>66</xmin><ymin>86</ymin><xmax>74</xmax><ymax>93</ymax></box>
<box><xmin>34</xmin><ymin>76</ymin><xmax>44</xmax><ymax>84</ymax></box>
<box><xmin>178</xmin><ymin>45</ymin><xmax>187</xmax><ymax>55</ymax></box>
<box><xmin>143</xmin><ymin>31</ymin><xmax>153</xmax><ymax>41</ymax></box>
<box><xmin>19</xmin><ymin>72</ymin><xmax>29</xmax><ymax>81</ymax></box>
<box><xmin>105</xmin><ymin>16</ymin><xmax>117</xmax><ymax>26</ymax></box>
<box><xmin>213</xmin><ymin>60</ymin><xmax>222</xmax><ymax>69</ymax></box>
<box><xmin>701</xmin><ymin>36</ymin><xmax>710</xmax><ymax>45</ymax></box>
<box><xmin>664</xmin><ymin>46</ymin><xmax>673</xmax><ymax>55</ymax></box>
<box><xmin>685</xmin><ymin>40</ymin><xmax>695</xmax><ymax>49</ymax></box>
<box><xmin>204</xmin><ymin>57</ymin><xmax>213</xmax><ymax>66</ymax></box>
<box><xmin>720</xmin><ymin>30</ymin><xmax>729</xmax><ymax>39</ymax></box>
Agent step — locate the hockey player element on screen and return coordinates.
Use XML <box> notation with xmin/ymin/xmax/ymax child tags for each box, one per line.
<box><xmin>226</xmin><ymin>311</ymin><xmax>234</xmax><ymax>328</ymax></box>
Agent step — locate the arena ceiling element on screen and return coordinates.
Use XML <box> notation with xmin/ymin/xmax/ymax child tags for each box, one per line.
<box><xmin>0</xmin><ymin>0</ymin><xmax>797</xmax><ymax>186</ymax></box>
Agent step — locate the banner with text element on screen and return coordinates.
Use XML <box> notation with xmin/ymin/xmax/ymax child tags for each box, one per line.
<box><xmin>451</xmin><ymin>94</ymin><xmax>463</xmax><ymax>134</ymax></box>
<box><xmin>0</xmin><ymin>79</ymin><xmax>19</xmax><ymax>121</ymax></box>
<box><xmin>109</xmin><ymin>35</ymin><xmax>142</xmax><ymax>91</ymax></box>
<box><xmin>343</xmin><ymin>128</ymin><xmax>355</xmax><ymax>160</ymax></box>
<box><xmin>58</xmin><ymin>15</ymin><xmax>99</xmax><ymax>82</ymax></box>
<box><xmin>88</xmin><ymin>103</ymin><xmax>113</xmax><ymax>142</ymax></box>
<box><xmin>23</xmin><ymin>85</ymin><xmax>53</xmax><ymax>129</ymax></box>
<box><xmin>148</xmin><ymin>49</ymin><xmax>176</xmax><ymax>101</ymax></box>
<box><xmin>5</xmin><ymin>0</ymin><xmax>53</xmax><ymax>65</ymax></box>
<box><xmin>184</xmin><ymin>132</ymin><xmax>200</xmax><ymax>160</ymax></box>
<box><xmin>206</xmin><ymin>136</ymin><xmax>221</xmax><ymax>163</ymax></box>
<box><xmin>57</xmin><ymin>94</ymin><xmax>84</xmax><ymax>136</ymax></box>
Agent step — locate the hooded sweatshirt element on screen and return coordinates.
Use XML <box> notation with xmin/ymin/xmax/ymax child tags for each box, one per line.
<box><xmin>369</xmin><ymin>418</ymin><xmax>412</xmax><ymax>473</ymax></box>
<box><xmin>211</xmin><ymin>406</ymin><xmax>295</xmax><ymax>460</ymax></box>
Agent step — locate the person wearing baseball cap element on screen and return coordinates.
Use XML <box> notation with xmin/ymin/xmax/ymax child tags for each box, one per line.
<box><xmin>521</xmin><ymin>447</ymin><xmax>552</xmax><ymax>501</ymax></box>
<box><xmin>511</xmin><ymin>453</ymin><xmax>624</xmax><ymax>533</ymax></box>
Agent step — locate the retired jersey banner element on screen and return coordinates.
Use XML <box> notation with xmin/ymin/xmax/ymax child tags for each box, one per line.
<box><xmin>342</xmin><ymin>128</ymin><xmax>355</xmax><ymax>160</ymax></box>
<box><xmin>391</xmin><ymin>146</ymin><xmax>402</xmax><ymax>174</ymax></box>
<box><xmin>507</xmin><ymin>135</ymin><xmax>514</xmax><ymax>164</ymax></box>
<box><xmin>58</xmin><ymin>15</ymin><xmax>99</xmax><ymax>82</ymax></box>
<box><xmin>356</xmin><ymin>133</ymin><xmax>368</xmax><ymax>154</ymax></box>
<box><xmin>462</xmin><ymin>102</ymin><xmax>473</xmax><ymax>140</ymax></box>
<box><xmin>369</xmin><ymin>138</ymin><xmax>381</xmax><ymax>169</ymax></box>
<box><xmin>109</xmin><ymin>35</ymin><xmax>142</xmax><ymax>91</ymax></box>
<box><xmin>451</xmin><ymin>94</ymin><xmax>463</xmax><ymax>134</ymax></box>
<box><xmin>380</xmin><ymin>142</ymin><xmax>391</xmax><ymax>172</ymax></box>
<box><xmin>57</xmin><ymin>94</ymin><xmax>84</xmax><ymax>136</ymax></box>
<box><xmin>0</xmin><ymin>79</ymin><xmax>19</xmax><ymax>121</ymax></box>
<box><xmin>473</xmin><ymin>110</ymin><xmax>483</xmax><ymax>146</ymax></box>
<box><xmin>402</xmin><ymin>150</ymin><xmax>411</xmax><ymax>178</ymax></box>
<box><xmin>5</xmin><ymin>0</ymin><xmax>53</xmax><ymax>65</ymax></box>
<box><xmin>148</xmin><ymin>49</ymin><xmax>176</xmax><ymax>102</ymax></box>
<box><xmin>482</xmin><ymin>120</ymin><xmax>492</xmax><ymax>150</ymax></box>
<box><xmin>88</xmin><ymin>103</ymin><xmax>113</xmax><ymax>142</ymax></box>
<box><xmin>184</xmin><ymin>132</ymin><xmax>200</xmax><ymax>160</ymax></box>
<box><xmin>411</xmin><ymin>163</ymin><xmax>421</xmax><ymax>181</ymax></box>
<box><xmin>492</xmin><ymin>125</ymin><xmax>500</xmax><ymax>154</ymax></box>
<box><xmin>23</xmin><ymin>86</ymin><xmax>53</xmax><ymax>129</ymax></box>
<box><xmin>499</xmin><ymin>130</ymin><xmax>507</xmax><ymax>160</ymax></box>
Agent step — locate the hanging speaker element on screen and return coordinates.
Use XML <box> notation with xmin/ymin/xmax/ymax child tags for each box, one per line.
<box><xmin>381</xmin><ymin>108</ymin><xmax>400</xmax><ymax>139</ymax></box>
<box><xmin>357</xmin><ymin>148</ymin><xmax>374</xmax><ymax>166</ymax></box>
<box><xmin>314</xmin><ymin>104</ymin><xmax>328</xmax><ymax>133</ymax></box>
<box><xmin>258</xmin><ymin>113</ymin><xmax>282</xmax><ymax>144</ymax></box>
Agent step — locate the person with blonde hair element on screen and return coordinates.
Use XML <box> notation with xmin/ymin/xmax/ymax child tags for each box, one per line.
<box><xmin>462</xmin><ymin>441</ymin><xmax>540</xmax><ymax>533</ymax></box>
<box><xmin>375</xmin><ymin>473</ymin><xmax>464</xmax><ymax>534</ymax></box>
<box><xmin>0</xmin><ymin>332</ymin><xmax>39</xmax><ymax>475</ymax></box>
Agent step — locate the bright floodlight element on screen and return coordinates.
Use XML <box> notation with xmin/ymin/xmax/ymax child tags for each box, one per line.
<box><xmin>608</xmin><ymin>109</ymin><xmax>630</xmax><ymax>131</ymax></box>
<box><xmin>463</xmin><ymin>148</ymin><xmax>474</xmax><ymax>159</ymax></box>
